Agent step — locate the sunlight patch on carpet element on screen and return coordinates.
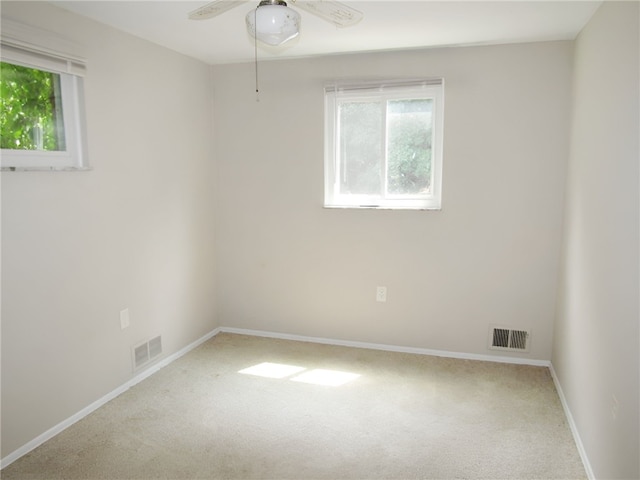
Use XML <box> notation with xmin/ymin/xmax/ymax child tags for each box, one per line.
<box><xmin>238</xmin><ymin>362</ymin><xmax>306</xmax><ymax>379</ymax></box>
<box><xmin>238</xmin><ymin>363</ymin><xmax>360</xmax><ymax>386</ymax></box>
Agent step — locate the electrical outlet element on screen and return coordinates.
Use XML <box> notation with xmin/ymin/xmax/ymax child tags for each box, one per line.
<box><xmin>376</xmin><ymin>286</ymin><xmax>387</xmax><ymax>302</ymax></box>
<box><xmin>120</xmin><ymin>308</ymin><xmax>130</xmax><ymax>330</ymax></box>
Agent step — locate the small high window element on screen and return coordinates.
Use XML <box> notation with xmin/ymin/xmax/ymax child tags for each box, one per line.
<box><xmin>324</xmin><ymin>80</ymin><xmax>444</xmax><ymax>209</ymax></box>
<box><xmin>1</xmin><ymin>26</ymin><xmax>88</xmax><ymax>170</ymax></box>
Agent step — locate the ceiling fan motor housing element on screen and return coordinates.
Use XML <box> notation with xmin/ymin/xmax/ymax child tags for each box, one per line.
<box><xmin>258</xmin><ymin>0</ymin><xmax>288</xmax><ymax>7</ymax></box>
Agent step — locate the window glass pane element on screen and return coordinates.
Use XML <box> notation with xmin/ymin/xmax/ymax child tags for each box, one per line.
<box><xmin>386</xmin><ymin>99</ymin><xmax>432</xmax><ymax>195</ymax></box>
<box><xmin>338</xmin><ymin>101</ymin><xmax>382</xmax><ymax>195</ymax></box>
<box><xmin>0</xmin><ymin>62</ymin><xmax>66</xmax><ymax>151</ymax></box>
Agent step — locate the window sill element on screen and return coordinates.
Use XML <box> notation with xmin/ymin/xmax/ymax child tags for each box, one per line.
<box><xmin>1</xmin><ymin>166</ymin><xmax>92</xmax><ymax>172</ymax></box>
<box><xmin>323</xmin><ymin>204</ymin><xmax>441</xmax><ymax>211</ymax></box>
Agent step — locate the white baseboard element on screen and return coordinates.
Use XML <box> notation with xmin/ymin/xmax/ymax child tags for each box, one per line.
<box><xmin>219</xmin><ymin>327</ymin><xmax>551</xmax><ymax>367</ymax></box>
<box><xmin>549</xmin><ymin>363</ymin><xmax>595</xmax><ymax>480</ymax></box>
<box><xmin>0</xmin><ymin>327</ymin><xmax>221</xmax><ymax>469</ymax></box>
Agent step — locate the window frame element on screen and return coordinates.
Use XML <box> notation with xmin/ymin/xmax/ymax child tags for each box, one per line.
<box><xmin>324</xmin><ymin>80</ymin><xmax>444</xmax><ymax>210</ymax></box>
<box><xmin>1</xmin><ymin>22</ymin><xmax>89</xmax><ymax>171</ymax></box>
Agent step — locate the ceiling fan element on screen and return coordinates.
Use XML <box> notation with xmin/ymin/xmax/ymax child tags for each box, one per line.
<box><xmin>188</xmin><ymin>0</ymin><xmax>363</xmax><ymax>46</ymax></box>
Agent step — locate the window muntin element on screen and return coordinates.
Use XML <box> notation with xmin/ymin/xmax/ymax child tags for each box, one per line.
<box><xmin>325</xmin><ymin>81</ymin><xmax>444</xmax><ymax>210</ymax></box>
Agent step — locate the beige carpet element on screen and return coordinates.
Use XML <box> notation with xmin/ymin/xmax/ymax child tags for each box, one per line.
<box><xmin>1</xmin><ymin>333</ymin><xmax>586</xmax><ymax>479</ymax></box>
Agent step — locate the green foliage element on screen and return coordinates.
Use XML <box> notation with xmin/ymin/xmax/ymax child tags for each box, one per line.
<box><xmin>387</xmin><ymin>107</ymin><xmax>432</xmax><ymax>195</ymax></box>
<box><xmin>0</xmin><ymin>62</ymin><xmax>64</xmax><ymax>150</ymax></box>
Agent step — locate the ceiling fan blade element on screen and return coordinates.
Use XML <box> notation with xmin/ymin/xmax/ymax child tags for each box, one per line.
<box><xmin>188</xmin><ymin>0</ymin><xmax>248</xmax><ymax>20</ymax></box>
<box><xmin>292</xmin><ymin>0</ymin><xmax>363</xmax><ymax>28</ymax></box>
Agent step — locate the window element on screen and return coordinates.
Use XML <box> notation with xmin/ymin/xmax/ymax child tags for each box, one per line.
<box><xmin>1</xmin><ymin>25</ymin><xmax>88</xmax><ymax>170</ymax></box>
<box><xmin>324</xmin><ymin>80</ymin><xmax>444</xmax><ymax>209</ymax></box>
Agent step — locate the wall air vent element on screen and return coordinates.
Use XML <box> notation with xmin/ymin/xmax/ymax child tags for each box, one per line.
<box><xmin>489</xmin><ymin>326</ymin><xmax>530</xmax><ymax>352</ymax></box>
<box><xmin>132</xmin><ymin>335</ymin><xmax>163</xmax><ymax>371</ymax></box>
<box><xmin>148</xmin><ymin>335</ymin><xmax>162</xmax><ymax>359</ymax></box>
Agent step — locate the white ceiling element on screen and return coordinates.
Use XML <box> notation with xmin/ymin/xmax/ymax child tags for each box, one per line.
<box><xmin>52</xmin><ymin>1</ymin><xmax>602</xmax><ymax>65</ymax></box>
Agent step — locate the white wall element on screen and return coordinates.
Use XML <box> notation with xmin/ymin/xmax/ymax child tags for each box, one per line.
<box><xmin>552</xmin><ymin>2</ymin><xmax>640</xmax><ymax>479</ymax></box>
<box><xmin>212</xmin><ymin>41</ymin><xmax>572</xmax><ymax>361</ymax></box>
<box><xmin>1</xmin><ymin>2</ymin><xmax>217</xmax><ymax>458</ymax></box>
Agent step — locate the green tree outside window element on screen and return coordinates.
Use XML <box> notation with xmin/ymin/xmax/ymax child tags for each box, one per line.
<box><xmin>0</xmin><ymin>62</ymin><xmax>66</xmax><ymax>151</ymax></box>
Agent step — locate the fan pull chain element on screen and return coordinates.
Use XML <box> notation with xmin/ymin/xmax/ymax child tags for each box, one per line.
<box><xmin>254</xmin><ymin>9</ymin><xmax>260</xmax><ymax>102</ymax></box>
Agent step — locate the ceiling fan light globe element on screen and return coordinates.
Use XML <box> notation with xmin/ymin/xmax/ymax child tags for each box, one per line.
<box><xmin>246</xmin><ymin>5</ymin><xmax>301</xmax><ymax>46</ymax></box>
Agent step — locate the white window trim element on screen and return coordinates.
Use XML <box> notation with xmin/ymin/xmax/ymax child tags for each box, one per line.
<box><xmin>1</xmin><ymin>19</ymin><xmax>89</xmax><ymax>171</ymax></box>
<box><xmin>324</xmin><ymin>79</ymin><xmax>444</xmax><ymax>210</ymax></box>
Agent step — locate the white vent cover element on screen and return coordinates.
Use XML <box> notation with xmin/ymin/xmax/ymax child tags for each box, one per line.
<box><xmin>132</xmin><ymin>335</ymin><xmax>162</xmax><ymax>370</ymax></box>
<box><xmin>488</xmin><ymin>326</ymin><xmax>530</xmax><ymax>352</ymax></box>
